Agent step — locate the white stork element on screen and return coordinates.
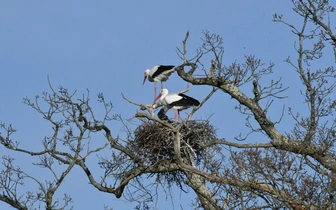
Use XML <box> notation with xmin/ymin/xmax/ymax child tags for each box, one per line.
<box><xmin>154</xmin><ymin>88</ymin><xmax>200</xmax><ymax>121</ymax></box>
<box><xmin>143</xmin><ymin>65</ymin><xmax>175</xmax><ymax>100</ymax></box>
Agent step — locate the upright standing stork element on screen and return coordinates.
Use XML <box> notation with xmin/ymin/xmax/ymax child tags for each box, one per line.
<box><xmin>154</xmin><ymin>88</ymin><xmax>200</xmax><ymax>121</ymax></box>
<box><xmin>143</xmin><ymin>65</ymin><xmax>175</xmax><ymax>101</ymax></box>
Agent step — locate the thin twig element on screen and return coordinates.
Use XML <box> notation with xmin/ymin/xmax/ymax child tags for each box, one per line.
<box><xmin>187</xmin><ymin>87</ymin><xmax>218</xmax><ymax>121</ymax></box>
<box><xmin>183</xmin><ymin>31</ymin><xmax>190</xmax><ymax>64</ymax></box>
<box><xmin>178</xmin><ymin>83</ymin><xmax>190</xmax><ymax>94</ymax></box>
<box><xmin>121</xmin><ymin>93</ymin><xmax>155</xmax><ymax>117</ymax></box>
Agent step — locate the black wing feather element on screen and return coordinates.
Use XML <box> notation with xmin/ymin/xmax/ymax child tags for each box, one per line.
<box><xmin>151</xmin><ymin>65</ymin><xmax>175</xmax><ymax>78</ymax></box>
<box><xmin>170</xmin><ymin>93</ymin><xmax>200</xmax><ymax>107</ymax></box>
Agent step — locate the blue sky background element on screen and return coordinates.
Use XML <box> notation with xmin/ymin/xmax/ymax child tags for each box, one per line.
<box><xmin>1</xmin><ymin>1</ymin><xmax>334</xmax><ymax>209</ymax></box>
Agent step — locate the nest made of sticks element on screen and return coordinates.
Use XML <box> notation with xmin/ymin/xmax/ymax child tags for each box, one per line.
<box><xmin>129</xmin><ymin>120</ymin><xmax>217</xmax><ymax>166</ymax></box>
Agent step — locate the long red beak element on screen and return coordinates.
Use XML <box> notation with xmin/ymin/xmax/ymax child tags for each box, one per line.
<box><xmin>154</xmin><ymin>93</ymin><xmax>162</xmax><ymax>103</ymax></box>
<box><xmin>142</xmin><ymin>76</ymin><xmax>147</xmax><ymax>85</ymax></box>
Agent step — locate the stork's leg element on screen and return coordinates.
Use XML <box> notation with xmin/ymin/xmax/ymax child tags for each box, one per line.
<box><xmin>174</xmin><ymin>109</ymin><xmax>177</xmax><ymax>122</ymax></box>
<box><xmin>178</xmin><ymin>110</ymin><xmax>181</xmax><ymax>122</ymax></box>
<box><xmin>154</xmin><ymin>83</ymin><xmax>157</xmax><ymax>101</ymax></box>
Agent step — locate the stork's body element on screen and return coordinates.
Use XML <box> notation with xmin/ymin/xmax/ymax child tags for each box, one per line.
<box><xmin>143</xmin><ymin>65</ymin><xmax>175</xmax><ymax>100</ymax></box>
<box><xmin>154</xmin><ymin>89</ymin><xmax>200</xmax><ymax>121</ymax></box>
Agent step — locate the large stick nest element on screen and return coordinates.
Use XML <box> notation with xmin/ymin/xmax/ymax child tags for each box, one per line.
<box><xmin>129</xmin><ymin>120</ymin><xmax>217</xmax><ymax>166</ymax></box>
<box><xmin>127</xmin><ymin>120</ymin><xmax>218</xmax><ymax>189</ymax></box>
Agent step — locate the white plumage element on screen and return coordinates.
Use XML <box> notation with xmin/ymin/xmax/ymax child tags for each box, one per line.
<box><xmin>143</xmin><ymin>65</ymin><xmax>175</xmax><ymax>99</ymax></box>
<box><xmin>154</xmin><ymin>89</ymin><xmax>200</xmax><ymax>121</ymax></box>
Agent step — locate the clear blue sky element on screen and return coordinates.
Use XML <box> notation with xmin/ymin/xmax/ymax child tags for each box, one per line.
<box><xmin>1</xmin><ymin>1</ymin><xmax>329</xmax><ymax>209</ymax></box>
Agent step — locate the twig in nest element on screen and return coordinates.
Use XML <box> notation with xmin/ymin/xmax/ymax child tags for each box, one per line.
<box><xmin>185</xmin><ymin>142</ymin><xmax>197</xmax><ymax>159</ymax></box>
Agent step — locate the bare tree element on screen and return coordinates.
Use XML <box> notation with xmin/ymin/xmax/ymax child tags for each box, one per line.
<box><xmin>1</xmin><ymin>0</ymin><xmax>336</xmax><ymax>209</ymax></box>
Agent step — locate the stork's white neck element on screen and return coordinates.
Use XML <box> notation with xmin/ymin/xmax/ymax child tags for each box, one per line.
<box><xmin>160</xmin><ymin>89</ymin><xmax>169</xmax><ymax>100</ymax></box>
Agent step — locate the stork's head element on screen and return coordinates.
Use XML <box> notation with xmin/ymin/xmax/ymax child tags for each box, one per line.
<box><xmin>154</xmin><ymin>88</ymin><xmax>168</xmax><ymax>103</ymax></box>
<box><xmin>142</xmin><ymin>69</ymin><xmax>150</xmax><ymax>85</ymax></box>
